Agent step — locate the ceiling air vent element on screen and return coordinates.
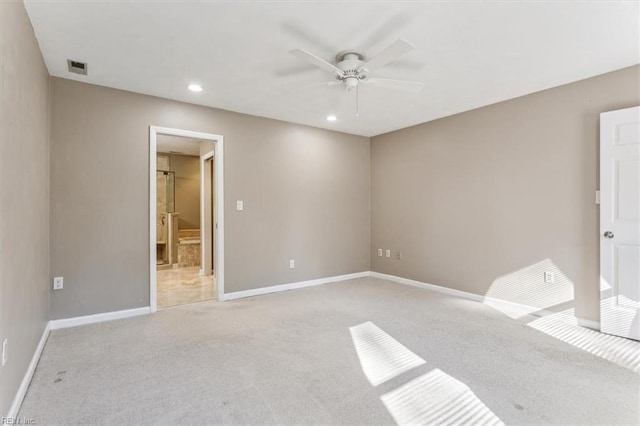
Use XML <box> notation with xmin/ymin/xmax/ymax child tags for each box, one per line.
<box><xmin>67</xmin><ymin>59</ymin><xmax>88</xmax><ymax>75</ymax></box>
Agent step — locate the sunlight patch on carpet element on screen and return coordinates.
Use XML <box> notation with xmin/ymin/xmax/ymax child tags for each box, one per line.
<box><xmin>349</xmin><ymin>321</ymin><xmax>425</xmax><ymax>386</ymax></box>
<box><xmin>528</xmin><ymin>308</ymin><xmax>640</xmax><ymax>373</ymax></box>
<box><xmin>381</xmin><ymin>368</ymin><xmax>504</xmax><ymax>426</ymax></box>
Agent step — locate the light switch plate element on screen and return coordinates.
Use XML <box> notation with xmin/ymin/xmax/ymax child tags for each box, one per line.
<box><xmin>289</xmin><ymin>259</ymin><xmax>295</xmax><ymax>269</ymax></box>
<box><xmin>385</xmin><ymin>249</ymin><xmax>391</xmax><ymax>258</ymax></box>
<box><xmin>377</xmin><ymin>249</ymin><xmax>383</xmax><ymax>257</ymax></box>
<box><xmin>236</xmin><ymin>200</ymin><xmax>244</xmax><ymax>211</ymax></box>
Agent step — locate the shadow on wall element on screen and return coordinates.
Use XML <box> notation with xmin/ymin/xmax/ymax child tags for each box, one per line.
<box><xmin>483</xmin><ymin>259</ymin><xmax>574</xmax><ymax>319</ymax></box>
<box><xmin>349</xmin><ymin>322</ymin><xmax>504</xmax><ymax>425</ymax></box>
<box><xmin>481</xmin><ymin>259</ymin><xmax>639</xmax><ymax>373</ymax></box>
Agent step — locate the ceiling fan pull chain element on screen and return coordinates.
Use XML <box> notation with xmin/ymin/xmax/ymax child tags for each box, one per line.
<box><xmin>356</xmin><ymin>84</ymin><xmax>360</xmax><ymax>117</ymax></box>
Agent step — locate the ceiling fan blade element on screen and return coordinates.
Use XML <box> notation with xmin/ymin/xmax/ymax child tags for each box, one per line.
<box><xmin>385</xmin><ymin>59</ymin><xmax>426</xmax><ymax>71</ymax></box>
<box><xmin>357</xmin><ymin>39</ymin><xmax>414</xmax><ymax>73</ymax></box>
<box><xmin>362</xmin><ymin>78</ymin><xmax>424</xmax><ymax>93</ymax></box>
<box><xmin>289</xmin><ymin>49</ymin><xmax>344</xmax><ymax>77</ymax></box>
<box><xmin>303</xmin><ymin>80</ymin><xmax>343</xmax><ymax>90</ymax></box>
<box><xmin>282</xmin><ymin>22</ymin><xmax>338</xmax><ymax>55</ymax></box>
<box><xmin>357</xmin><ymin>14</ymin><xmax>412</xmax><ymax>51</ymax></box>
<box><xmin>274</xmin><ymin>64</ymin><xmax>325</xmax><ymax>78</ymax></box>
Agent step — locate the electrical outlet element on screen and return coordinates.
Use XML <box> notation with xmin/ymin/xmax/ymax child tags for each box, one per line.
<box><xmin>289</xmin><ymin>259</ymin><xmax>295</xmax><ymax>269</ymax></box>
<box><xmin>53</xmin><ymin>276</ymin><xmax>64</xmax><ymax>290</ymax></box>
<box><xmin>236</xmin><ymin>200</ymin><xmax>244</xmax><ymax>211</ymax></box>
<box><xmin>544</xmin><ymin>271</ymin><xmax>554</xmax><ymax>284</ymax></box>
<box><xmin>385</xmin><ymin>249</ymin><xmax>391</xmax><ymax>258</ymax></box>
<box><xmin>2</xmin><ymin>338</ymin><xmax>7</xmax><ymax>366</ymax></box>
<box><xmin>396</xmin><ymin>251</ymin><xmax>402</xmax><ymax>260</ymax></box>
<box><xmin>377</xmin><ymin>248</ymin><xmax>383</xmax><ymax>257</ymax></box>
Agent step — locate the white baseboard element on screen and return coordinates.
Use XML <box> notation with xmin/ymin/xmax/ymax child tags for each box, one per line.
<box><xmin>6</xmin><ymin>307</ymin><xmax>151</xmax><ymax>417</ymax></box>
<box><xmin>223</xmin><ymin>270</ymin><xmax>559</xmax><ymax>321</ymax></box>
<box><xmin>48</xmin><ymin>307</ymin><xmax>151</xmax><ymax>330</ymax></box>
<box><xmin>369</xmin><ymin>271</ymin><xmax>485</xmax><ymax>302</ymax></box>
<box><xmin>483</xmin><ymin>295</ymin><xmax>556</xmax><ymax>318</ymax></box>
<box><xmin>577</xmin><ymin>317</ymin><xmax>601</xmax><ymax>331</ymax></box>
<box><xmin>223</xmin><ymin>271</ymin><xmax>370</xmax><ymax>301</ymax></box>
<box><xmin>7</xmin><ymin>323</ymin><xmax>50</xmax><ymax>419</ymax></box>
<box><xmin>370</xmin><ymin>271</ymin><xmax>556</xmax><ymax>319</ymax></box>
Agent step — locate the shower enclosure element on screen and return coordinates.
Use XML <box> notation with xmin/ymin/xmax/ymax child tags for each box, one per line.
<box><xmin>156</xmin><ymin>171</ymin><xmax>178</xmax><ymax>266</ymax></box>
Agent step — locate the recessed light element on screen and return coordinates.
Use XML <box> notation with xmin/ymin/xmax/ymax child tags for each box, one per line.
<box><xmin>188</xmin><ymin>84</ymin><xmax>203</xmax><ymax>92</ymax></box>
<box><xmin>326</xmin><ymin>115</ymin><xmax>337</xmax><ymax>122</ymax></box>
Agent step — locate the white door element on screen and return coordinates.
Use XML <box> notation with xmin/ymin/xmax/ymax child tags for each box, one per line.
<box><xmin>600</xmin><ymin>106</ymin><xmax>640</xmax><ymax>340</ymax></box>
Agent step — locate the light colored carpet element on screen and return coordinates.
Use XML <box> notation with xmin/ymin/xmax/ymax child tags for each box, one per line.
<box><xmin>19</xmin><ymin>277</ymin><xmax>640</xmax><ymax>425</ymax></box>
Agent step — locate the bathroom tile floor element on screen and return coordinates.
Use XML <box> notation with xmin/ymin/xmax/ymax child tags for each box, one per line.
<box><xmin>157</xmin><ymin>266</ymin><xmax>216</xmax><ymax>308</ymax></box>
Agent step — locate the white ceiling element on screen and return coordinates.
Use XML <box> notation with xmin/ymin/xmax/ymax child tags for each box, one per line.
<box><xmin>156</xmin><ymin>135</ymin><xmax>203</xmax><ymax>156</ymax></box>
<box><xmin>25</xmin><ymin>1</ymin><xmax>639</xmax><ymax>137</ymax></box>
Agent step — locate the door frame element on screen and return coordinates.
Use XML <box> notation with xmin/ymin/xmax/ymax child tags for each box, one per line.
<box><xmin>149</xmin><ymin>126</ymin><xmax>225</xmax><ymax>312</ymax></box>
<box><xmin>200</xmin><ymin>150</ymin><xmax>214</xmax><ymax>277</ymax></box>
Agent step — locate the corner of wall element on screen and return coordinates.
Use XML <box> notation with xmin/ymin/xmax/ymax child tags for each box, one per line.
<box><xmin>0</xmin><ymin>0</ymin><xmax>53</xmax><ymax>417</ymax></box>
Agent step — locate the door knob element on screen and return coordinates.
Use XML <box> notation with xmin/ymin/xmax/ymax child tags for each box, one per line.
<box><xmin>604</xmin><ymin>231</ymin><xmax>614</xmax><ymax>239</ymax></box>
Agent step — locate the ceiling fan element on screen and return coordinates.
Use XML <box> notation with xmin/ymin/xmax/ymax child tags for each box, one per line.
<box><xmin>289</xmin><ymin>39</ymin><xmax>424</xmax><ymax>93</ymax></box>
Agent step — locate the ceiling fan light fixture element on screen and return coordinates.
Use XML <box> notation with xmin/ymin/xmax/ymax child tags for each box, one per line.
<box><xmin>344</xmin><ymin>77</ymin><xmax>359</xmax><ymax>91</ymax></box>
<box><xmin>326</xmin><ymin>115</ymin><xmax>337</xmax><ymax>122</ymax></box>
<box><xmin>188</xmin><ymin>83</ymin><xmax>203</xmax><ymax>92</ymax></box>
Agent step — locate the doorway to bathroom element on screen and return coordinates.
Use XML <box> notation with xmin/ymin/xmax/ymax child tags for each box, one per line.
<box><xmin>149</xmin><ymin>127</ymin><xmax>224</xmax><ymax>311</ymax></box>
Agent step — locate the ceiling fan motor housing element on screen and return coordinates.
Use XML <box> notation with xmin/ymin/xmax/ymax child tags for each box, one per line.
<box><xmin>337</xmin><ymin>52</ymin><xmax>366</xmax><ymax>90</ymax></box>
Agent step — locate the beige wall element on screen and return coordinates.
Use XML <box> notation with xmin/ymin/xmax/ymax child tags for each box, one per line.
<box><xmin>167</xmin><ymin>154</ymin><xmax>200</xmax><ymax>230</ymax></box>
<box><xmin>49</xmin><ymin>78</ymin><xmax>370</xmax><ymax>319</ymax></box>
<box><xmin>0</xmin><ymin>0</ymin><xmax>50</xmax><ymax>416</ymax></box>
<box><xmin>7</xmin><ymin>1</ymin><xmax>632</xmax><ymax>373</ymax></box>
<box><xmin>371</xmin><ymin>65</ymin><xmax>640</xmax><ymax>322</ymax></box>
